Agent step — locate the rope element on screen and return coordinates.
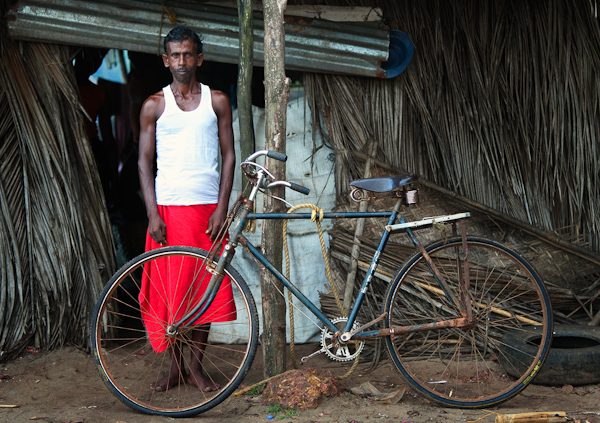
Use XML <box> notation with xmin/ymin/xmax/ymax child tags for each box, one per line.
<box><xmin>157</xmin><ymin>2</ymin><xmax>178</xmax><ymax>54</ymax></box>
<box><xmin>282</xmin><ymin>203</ymin><xmax>360</xmax><ymax>378</ymax></box>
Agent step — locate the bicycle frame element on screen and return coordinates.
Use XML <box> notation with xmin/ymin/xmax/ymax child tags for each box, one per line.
<box><xmin>241</xmin><ymin>203</ymin><xmax>471</xmax><ymax>339</ymax></box>
<box><xmin>169</xmin><ymin>155</ymin><xmax>472</xmax><ymax>341</ymax></box>
<box><xmin>168</xmin><ymin>194</ymin><xmax>401</xmax><ymax>335</ymax></box>
<box><xmin>241</xmin><ymin>203</ymin><xmax>402</xmax><ymax>336</ymax></box>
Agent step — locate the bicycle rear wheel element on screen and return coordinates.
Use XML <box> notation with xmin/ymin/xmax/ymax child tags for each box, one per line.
<box><xmin>384</xmin><ymin>237</ymin><xmax>552</xmax><ymax>408</ymax></box>
<box><xmin>90</xmin><ymin>246</ymin><xmax>259</xmax><ymax>417</ymax></box>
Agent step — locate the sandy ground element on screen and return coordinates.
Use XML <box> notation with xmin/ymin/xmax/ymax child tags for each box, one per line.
<box><xmin>1</xmin><ymin>346</ymin><xmax>599</xmax><ymax>423</ymax></box>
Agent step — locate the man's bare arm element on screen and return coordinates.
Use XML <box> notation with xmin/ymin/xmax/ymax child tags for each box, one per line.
<box><xmin>138</xmin><ymin>93</ymin><xmax>166</xmax><ymax>244</ymax></box>
<box><xmin>207</xmin><ymin>89</ymin><xmax>235</xmax><ymax>239</ymax></box>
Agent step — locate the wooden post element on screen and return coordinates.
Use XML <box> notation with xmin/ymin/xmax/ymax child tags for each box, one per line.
<box><xmin>237</xmin><ymin>0</ymin><xmax>255</xmax><ymax>174</ymax></box>
<box><xmin>260</xmin><ymin>0</ymin><xmax>290</xmax><ymax>378</ymax></box>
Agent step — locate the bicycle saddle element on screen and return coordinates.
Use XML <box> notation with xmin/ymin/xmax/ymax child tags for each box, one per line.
<box><xmin>350</xmin><ymin>174</ymin><xmax>417</xmax><ymax>193</ymax></box>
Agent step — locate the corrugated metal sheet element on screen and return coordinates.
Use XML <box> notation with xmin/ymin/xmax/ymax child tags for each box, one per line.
<box><xmin>6</xmin><ymin>0</ymin><xmax>408</xmax><ymax>78</ymax></box>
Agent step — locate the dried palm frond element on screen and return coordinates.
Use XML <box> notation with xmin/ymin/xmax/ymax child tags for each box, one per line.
<box><xmin>0</xmin><ymin>7</ymin><xmax>115</xmax><ymax>359</ymax></box>
<box><xmin>305</xmin><ymin>0</ymin><xmax>600</xmax><ymax>253</ymax></box>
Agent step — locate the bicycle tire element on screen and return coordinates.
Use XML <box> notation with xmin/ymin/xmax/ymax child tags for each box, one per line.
<box><xmin>384</xmin><ymin>237</ymin><xmax>553</xmax><ymax>408</ymax></box>
<box><xmin>90</xmin><ymin>246</ymin><xmax>259</xmax><ymax>417</ymax></box>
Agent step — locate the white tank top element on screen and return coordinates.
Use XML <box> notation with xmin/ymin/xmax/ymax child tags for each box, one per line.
<box><xmin>155</xmin><ymin>83</ymin><xmax>220</xmax><ymax>205</ymax></box>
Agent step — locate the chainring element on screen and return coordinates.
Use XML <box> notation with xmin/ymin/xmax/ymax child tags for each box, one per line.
<box><xmin>320</xmin><ymin>317</ymin><xmax>365</xmax><ymax>362</ymax></box>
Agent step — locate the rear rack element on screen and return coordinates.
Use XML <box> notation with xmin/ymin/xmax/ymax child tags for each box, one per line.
<box><xmin>385</xmin><ymin>212</ymin><xmax>471</xmax><ymax>232</ymax></box>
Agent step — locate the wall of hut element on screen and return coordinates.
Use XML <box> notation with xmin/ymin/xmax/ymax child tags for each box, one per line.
<box><xmin>304</xmin><ymin>0</ymin><xmax>600</xmax><ymax>254</ymax></box>
<box><xmin>1</xmin><ymin>0</ymin><xmax>599</xmax><ymax>360</ymax></box>
<box><xmin>303</xmin><ymin>0</ymin><xmax>600</xmax><ymax>334</ymax></box>
<box><xmin>0</xmin><ymin>2</ymin><xmax>115</xmax><ymax>360</ymax></box>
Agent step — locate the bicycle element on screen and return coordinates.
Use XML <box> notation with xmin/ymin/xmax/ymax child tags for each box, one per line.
<box><xmin>90</xmin><ymin>150</ymin><xmax>553</xmax><ymax>417</ymax></box>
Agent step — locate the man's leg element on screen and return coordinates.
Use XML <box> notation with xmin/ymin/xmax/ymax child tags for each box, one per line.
<box><xmin>188</xmin><ymin>323</ymin><xmax>219</xmax><ymax>391</ymax></box>
<box><xmin>153</xmin><ymin>341</ymin><xmax>186</xmax><ymax>392</ymax></box>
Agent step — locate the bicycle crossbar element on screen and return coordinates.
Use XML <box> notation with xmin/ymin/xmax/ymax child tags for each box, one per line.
<box><xmin>248</xmin><ymin>211</ymin><xmax>393</xmax><ymax>220</ymax></box>
<box><xmin>385</xmin><ymin>212</ymin><xmax>471</xmax><ymax>232</ymax></box>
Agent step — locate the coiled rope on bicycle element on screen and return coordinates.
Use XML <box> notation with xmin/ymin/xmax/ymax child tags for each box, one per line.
<box><xmin>282</xmin><ymin>203</ymin><xmax>361</xmax><ymax>379</ymax></box>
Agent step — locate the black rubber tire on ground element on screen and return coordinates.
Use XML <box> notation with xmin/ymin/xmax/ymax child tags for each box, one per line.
<box><xmin>499</xmin><ymin>324</ymin><xmax>600</xmax><ymax>386</ymax></box>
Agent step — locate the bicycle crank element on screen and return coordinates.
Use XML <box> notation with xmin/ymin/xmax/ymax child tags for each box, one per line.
<box><xmin>320</xmin><ymin>317</ymin><xmax>365</xmax><ymax>362</ymax></box>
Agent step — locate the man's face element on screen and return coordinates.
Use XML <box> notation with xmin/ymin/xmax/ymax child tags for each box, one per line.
<box><xmin>162</xmin><ymin>39</ymin><xmax>204</xmax><ymax>83</ymax></box>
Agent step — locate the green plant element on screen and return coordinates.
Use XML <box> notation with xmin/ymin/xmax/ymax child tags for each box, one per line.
<box><xmin>244</xmin><ymin>383</ymin><xmax>265</xmax><ymax>396</ymax></box>
<box><xmin>266</xmin><ymin>403</ymin><xmax>299</xmax><ymax>419</ymax></box>
<box><xmin>266</xmin><ymin>403</ymin><xmax>283</xmax><ymax>414</ymax></box>
<box><xmin>280</xmin><ymin>408</ymin><xmax>299</xmax><ymax>419</ymax></box>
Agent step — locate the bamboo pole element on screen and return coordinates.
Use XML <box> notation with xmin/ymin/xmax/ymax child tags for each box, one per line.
<box><xmin>495</xmin><ymin>411</ymin><xmax>567</xmax><ymax>423</ymax></box>
<box><xmin>343</xmin><ymin>141</ymin><xmax>378</xmax><ymax>312</ymax></box>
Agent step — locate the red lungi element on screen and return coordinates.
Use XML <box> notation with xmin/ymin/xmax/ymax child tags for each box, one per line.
<box><xmin>139</xmin><ymin>204</ymin><xmax>236</xmax><ymax>352</ymax></box>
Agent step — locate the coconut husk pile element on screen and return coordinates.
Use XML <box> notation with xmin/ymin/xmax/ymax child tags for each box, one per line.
<box><xmin>261</xmin><ymin>368</ymin><xmax>341</xmax><ymax>410</ymax></box>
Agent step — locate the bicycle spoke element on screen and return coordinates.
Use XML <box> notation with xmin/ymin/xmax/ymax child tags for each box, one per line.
<box><xmin>385</xmin><ymin>237</ymin><xmax>552</xmax><ymax>408</ymax></box>
<box><xmin>91</xmin><ymin>247</ymin><xmax>258</xmax><ymax>417</ymax></box>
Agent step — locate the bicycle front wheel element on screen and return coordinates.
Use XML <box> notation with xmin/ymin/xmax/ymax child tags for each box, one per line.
<box><xmin>90</xmin><ymin>246</ymin><xmax>259</xmax><ymax>417</ymax></box>
<box><xmin>384</xmin><ymin>237</ymin><xmax>552</xmax><ymax>408</ymax></box>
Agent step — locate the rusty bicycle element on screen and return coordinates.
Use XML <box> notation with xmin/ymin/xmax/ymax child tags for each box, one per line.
<box><xmin>90</xmin><ymin>150</ymin><xmax>553</xmax><ymax>417</ymax></box>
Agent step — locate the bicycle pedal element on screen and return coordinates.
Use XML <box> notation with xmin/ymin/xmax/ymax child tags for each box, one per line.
<box><xmin>300</xmin><ymin>347</ymin><xmax>326</xmax><ymax>363</ymax></box>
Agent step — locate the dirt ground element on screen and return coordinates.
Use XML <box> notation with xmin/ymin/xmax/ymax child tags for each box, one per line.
<box><xmin>1</xmin><ymin>345</ymin><xmax>599</xmax><ymax>423</ymax></box>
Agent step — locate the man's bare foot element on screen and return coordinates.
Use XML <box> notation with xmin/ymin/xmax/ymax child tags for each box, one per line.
<box><xmin>187</xmin><ymin>369</ymin><xmax>219</xmax><ymax>392</ymax></box>
<box><xmin>152</xmin><ymin>371</ymin><xmax>186</xmax><ymax>392</ymax></box>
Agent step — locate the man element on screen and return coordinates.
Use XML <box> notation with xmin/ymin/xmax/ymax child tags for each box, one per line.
<box><xmin>137</xmin><ymin>25</ymin><xmax>236</xmax><ymax>392</ymax></box>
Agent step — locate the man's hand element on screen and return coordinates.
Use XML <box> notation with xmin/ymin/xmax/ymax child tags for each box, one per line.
<box><xmin>206</xmin><ymin>206</ymin><xmax>227</xmax><ymax>240</ymax></box>
<box><xmin>148</xmin><ymin>213</ymin><xmax>167</xmax><ymax>245</ymax></box>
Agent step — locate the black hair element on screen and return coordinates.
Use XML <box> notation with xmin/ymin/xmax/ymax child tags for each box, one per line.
<box><xmin>163</xmin><ymin>25</ymin><xmax>203</xmax><ymax>54</ymax></box>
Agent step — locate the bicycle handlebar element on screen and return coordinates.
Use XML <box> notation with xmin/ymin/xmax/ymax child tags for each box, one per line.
<box><xmin>266</xmin><ymin>150</ymin><xmax>287</xmax><ymax>162</ymax></box>
<box><xmin>246</xmin><ymin>150</ymin><xmax>287</xmax><ymax>163</ymax></box>
<box><xmin>289</xmin><ymin>182</ymin><xmax>310</xmax><ymax>195</ymax></box>
<box><xmin>243</xmin><ymin>150</ymin><xmax>309</xmax><ymax>196</ymax></box>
